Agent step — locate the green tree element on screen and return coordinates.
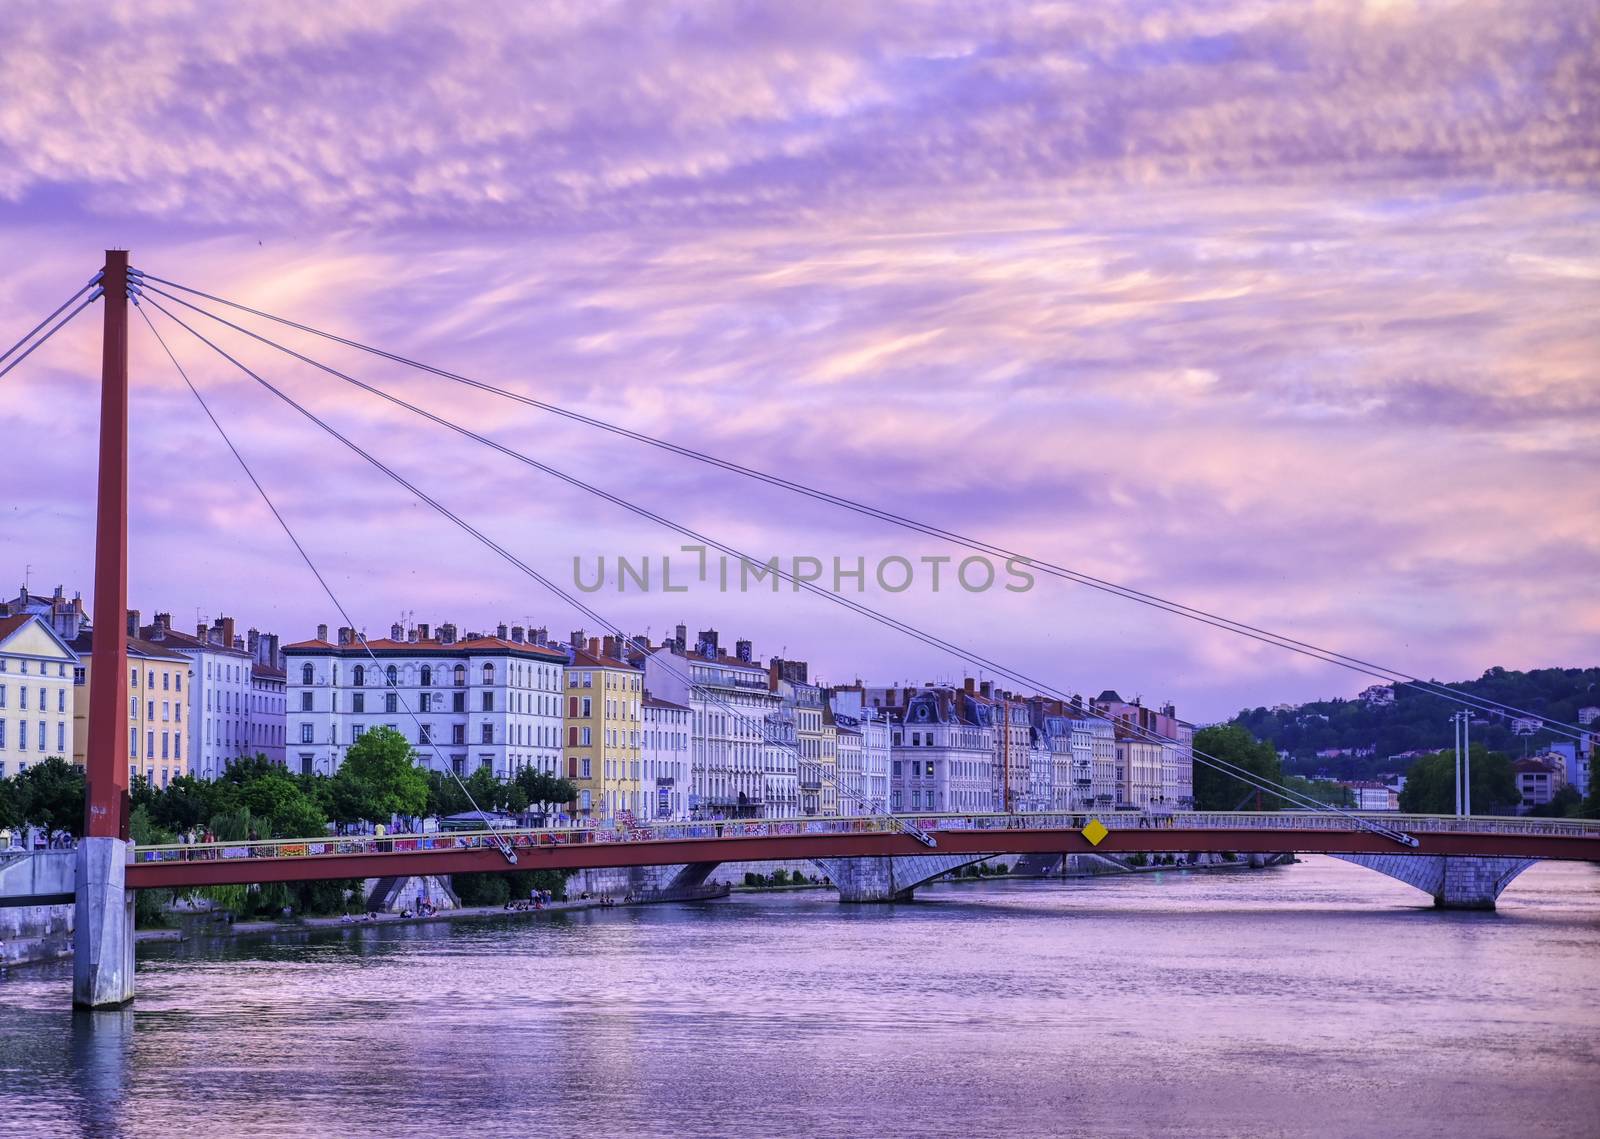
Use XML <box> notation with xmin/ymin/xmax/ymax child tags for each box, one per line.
<box><xmin>329</xmin><ymin>726</ymin><xmax>427</xmax><ymax>823</ymax></box>
<box><xmin>10</xmin><ymin>756</ymin><xmax>85</xmax><ymax>833</ymax></box>
<box><xmin>1397</xmin><ymin>746</ymin><xmax>1519</xmax><ymax>814</ymax></box>
<box><xmin>129</xmin><ymin>805</ymin><xmax>176</xmax><ymax>927</ymax></box>
<box><xmin>1191</xmin><ymin>725</ymin><xmax>1284</xmax><ymax>810</ymax></box>
<box><xmin>512</xmin><ymin>768</ymin><xmax>577</xmax><ymax>815</ymax></box>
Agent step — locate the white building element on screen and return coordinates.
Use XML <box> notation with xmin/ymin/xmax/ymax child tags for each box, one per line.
<box><xmin>642</xmin><ymin>694</ymin><xmax>691</xmax><ymax>819</ymax></box>
<box><xmin>828</xmin><ymin>687</ymin><xmax>892</xmax><ymax>815</ymax></box>
<box><xmin>249</xmin><ymin>662</ymin><xmax>287</xmax><ymax>765</ymax></box>
<box><xmin>137</xmin><ymin>613</ymin><xmax>254</xmax><ymax>780</ymax></box>
<box><xmin>865</xmin><ymin>685</ymin><xmax>995</xmax><ymax>814</ymax></box>
<box><xmin>245</xmin><ymin>629</ymin><xmax>286</xmax><ymax>765</ymax></box>
<box><xmin>642</xmin><ymin>628</ymin><xmax>791</xmax><ymax>819</ymax></box>
<box><xmin>284</xmin><ymin>621</ymin><xmax>566</xmax><ymax>779</ymax></box>
<box><xmin>0</xmin><ymin>612</ymin><xmax>77</xmax><ymax>779</ymax></box>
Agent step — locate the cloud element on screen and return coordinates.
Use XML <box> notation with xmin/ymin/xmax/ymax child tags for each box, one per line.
<box><xmin>0</xmin><ymin>2</ymin><xmax>1595</xmax><ymax>720</ymax></box>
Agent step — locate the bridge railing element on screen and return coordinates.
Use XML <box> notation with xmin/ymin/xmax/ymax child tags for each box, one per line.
<box><xmin>126</xmin><ymin>809</ymin><xmax>1600</xmax><ymax>865</ymax></box>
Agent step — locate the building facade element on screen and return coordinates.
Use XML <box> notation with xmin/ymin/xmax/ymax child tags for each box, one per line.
<box><xmin>67</xmin><ymin>625</ymin><xmax>190</xmax><ymax>788</ymax></box>
<box><xmin>866</xmin><ymin>685</ymin><xmax>995</xmax><ymax>814</ymax></box>
<box><xmin>284</xmin><ymin>621</ymin><xmax>566</xmax><ymax>779</ymax></box>
<box><xmin>642</xmin><ymin>628</ymin><xmax>789</xmax><ymax>819</ymax></box>
<box><xmin>134</xmin><ymin>613</ymin><xmax>254</xmax><ymax>779</ymax></box>
<box><xmin>642</xmin><ymin>694</ymin><xmax>691</xmax><ymax>819</ymax></box>
<box><xmin>564</xmin><ymin>635</ymin><xmax>643</xmax><ymax>820</ymax></box>
<box><xmin>0</xmin><ymin>613</ymin><xmax>77</xmax><ymax>780</ymax></box>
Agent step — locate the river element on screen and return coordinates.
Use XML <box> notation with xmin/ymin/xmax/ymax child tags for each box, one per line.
<box><xmin>1</xmin><ymin>855</ymin><xmax>1597</xmax><ymax>1138</ymax></box>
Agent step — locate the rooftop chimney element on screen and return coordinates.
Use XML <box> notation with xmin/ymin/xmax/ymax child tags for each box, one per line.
<box><xmin>603</xmin><ymin>634</ymin><xmax>622</xmax><ymax>661</ymax></box>
<box><xmin>570</xmin><ymin>630</ymin><xmax>585</xmax><ymax>654</ymax></box>
<box><xmin>338</xmin><ymin>626</ymin><xmax>354</xmax><ymax>646</ymax></box>
<box><xmin>587</xmin><ymin>636</ymin><xmax>601</xmax><ymax>657</ymax></box>
<box><xmin>675</xmin><ymin>623</ymin><xmax>687</xmax><ymax>649</ymax></box>
<box><xmin>407</xmin><ymin>626</ymin><xmax>419</xmax><ymax>643</ymax></box>
<box><xmin>439</xmin><ymin>623</ymin><xmax>457</xmax><ymax>644</ymax></box>
<box><xmin>127</xmin><ymin>609</ymin><xmax>141</xmax><ymax>636</ymax></box>
<box><xmin>496</xmin><ymin>622</ymin><xmax>509</xmax><ymax>640</ymax></box>
<box><xmin>390</xmin><ymin>622</ymin><xmax>404</xmax><ymax>640</ymax></box>
<box><xmin>532</xmin><ymin>626</ymin><xmax>547</xmax><ymax>646</ymax></box>
<box><xmin>416</xmin><ymin>623</ymin><xmax>430</xmax><ymax>641</ymax></box>
<box><xmin>980</xmin><ymin>680</ymin><xmax>993</xmax><ymax>699</ymax></box>
<box><xmin>220</xmin><ymin>616</ymin><xmax>236</xmax><ymax>649</ymax></box>
<box><xmin>317</xmin><ymin>622</ymin><xmax>329</xmax><ymax>642</ymax></box>
<box><xmin>511</xmin><ymin>625</ymin><xmax>525</xmax><ymax>643</ymax></box>
<box><xmin>697</xmin><ymin>629</ymin><xmax>719</xmax><ymax>658</ymax></box>
<box><xmin>736</xmin><ymin>638</ymin><xmax>753</xmax><ymax>663</ymax></box>
<box><xmin>964</xmin><ymin>677</ymin><xmax>976</xmax><ymax>694</ymax></box>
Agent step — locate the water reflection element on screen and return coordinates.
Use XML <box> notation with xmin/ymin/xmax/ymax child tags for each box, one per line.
<box><xmin>1</xmin><ymin>856</ymin><xmax>1596</xmax><ymax>1138</ymax></box>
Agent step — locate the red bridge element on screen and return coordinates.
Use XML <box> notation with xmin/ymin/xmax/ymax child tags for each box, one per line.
<box><xmin>123</xmin><ymin>811</ymin><xmax>1600</xmax><ymax>906</ymax></box>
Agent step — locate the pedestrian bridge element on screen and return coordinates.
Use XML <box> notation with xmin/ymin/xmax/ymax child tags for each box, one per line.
<box><xmin>114</xmin><ymin>810</ymin><xmax>1600</xmax><ymax>907</ymax></box>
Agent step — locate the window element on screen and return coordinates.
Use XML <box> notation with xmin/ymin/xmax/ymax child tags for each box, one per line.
<box><xmin>0</xmin><ymin>722</ymin><xmax>5</xmax><ymax>748</ymax></box>
<box><xmin>74</xmin><ymin>667</ymin><xmax>85</xmax><ymax>685</ymax></box>
<box><xmin>453</xmin><ymin>692</ymin><xmax>465</xmax><ymax>713</ymax></box>
<box><xmin>384</xmin><ymin>665</ymin><xmax>397</xmax><ymax>686</ymax></box>
<box><xmin>454</xmin><ymin>664</ymin><xmax>465</xmax><ymax>687</ymax></box>
<box><xmin>480</xmin><ymin>723</ymin><xmax>493</xmax><ymax>744</ymax></box>
<box><xmin>130</xmin><ymin>667</ymin><xmax>138</xmax><ymax>687</ymax></box>
<box><xmin>385</xmin><ymin>693</ymin><xmax>398</xmax><ymax>714</ymax></box>
<box><xmin>175</xmin><ymin>673</ymin><xmax>182</xmax><ymax>692</ymax></box>
<box><xmin>18</xmin><ymin>688</ymin><xmax>25</xmax><ymax>711</ymax></box>
<box><xmin>300</xmin><ymin>691</ymin><xmax>313</xmax><ymax>711</ymax></box>
<box><xmin>581</xmin><ymin>758</ymin><xmax>592</xmax><ymax>779</ymax></box>
<box><xmin>353</xmin><ymin>665</ymin><xmax>365</xmax><ymax>686</ymax></box>
<box><xmin>420</xmin><ymin>724</ymin><xmax>433</xmax><ymax>744</ymax></box>
<box><xmin>352</xmin><ymin>724</ymin><xmax>365</xmax><ymax>741</ymax></box>
<box><xmin>162</xmin><ymin>671</ymin><xmax>170</xmax><ymax>691</ymax></box>
<box><xmin>57</xmin><ymin>689</ymin><xmax>65</xmax><ymax>712</ymax></box>
<box><xmin>420</xmin><ymin>692</ymin><xmax>432</xmax><ymax>713</ymax></box>
<box><xmin>300</xmin><ymin>754</ymin><xmax>313</xmax><ymax>776</ymax></box>
<box><xmin>582</xmin><ymin>697</ymin><xmax>592</xmax><ymax>717</ymax></box>
<box><xmin>352</xmin><ymin>692</ymin><xmax>365</xmax><ymax>713</ymax></box>
<box><xmin>421</xmin><ymin>665</ymin><xmax>432</xmax><ymax>686</ymax></box>
<box><xmin>300</xmin><ymin>723</ymin><xmax>313</xmax><ymax>743</ymax></box>
<box><xmin>482</xmin><ymin>691</ymin><xmax>494</xmax><ymax>712</ymax></box>
<box><xmin>481</xmin><ymin>663</ymin><xmax>496</xmax><ymax>686</ymax></box>
<box><xmin>580</xmin><ymin>727</ymin><xmax>591</xmax><ymax>746</ymax></box>
<box><xmin>301</xmin><ymin>664</ymin><xmax>314</xmax><ymax>685</ymax></box>
<box><xmin>583</xmin><ymin>672</ymin><xmax>593</xmax><ymax>688</ymax></box>
<box><xmin>453</xmin><ymin>725</ymin><xmax>466</xmax><ymax>745</ymax></box>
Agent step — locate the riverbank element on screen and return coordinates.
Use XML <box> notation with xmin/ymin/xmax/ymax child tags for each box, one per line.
<box><xmin>132</xmin><ymin>883</ymin><xmax>733</xmax><ymax>950</ymax></box>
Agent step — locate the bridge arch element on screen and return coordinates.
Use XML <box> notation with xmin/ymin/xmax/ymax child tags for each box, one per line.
<box><xmin>1333</xmin><ymin>854</ymin><xmax>1538</xmax><ymax>910</ymax></box>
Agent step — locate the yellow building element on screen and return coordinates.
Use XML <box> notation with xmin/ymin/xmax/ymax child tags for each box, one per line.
<box><xmin>0</xmin><ymin>613</ymin><xmax>78</xmax><ymax>779</ymax></box>
<box><xmin>564</xmin><ymin>636</ymin><xmax>642</xmax><ymax>821</ymax></box>
<box><xmin>70</xmin><ymin>627</ymin><xmax>192</xmax><ymax>788</ymax></box>
<box><xmin>818</xmin><ymin>712</ymin><xmax>839</xmax><ymax>816</ymax></box>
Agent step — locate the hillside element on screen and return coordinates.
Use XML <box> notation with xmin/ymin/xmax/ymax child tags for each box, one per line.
<box><xmin>1229</xmin><ymin>666</ymin><xmax>1599</xmax><ymax>779</ymax></box>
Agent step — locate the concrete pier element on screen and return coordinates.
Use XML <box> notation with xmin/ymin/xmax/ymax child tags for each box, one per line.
<box><xmin>1335</xmin><ymin>853</ymin><xmax>1537</xmax><ymax>910</ymax></box>
<box><xmin>72</xmin><ymin>838</ymin><xmax>135</xmax><ymax>1008</ymax></box>
<box><xmin>814</xmin><ymin>853</ymin><xmax>982</xmax><ymax>902</ymax></box>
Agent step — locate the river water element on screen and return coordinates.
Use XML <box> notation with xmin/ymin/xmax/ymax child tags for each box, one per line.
<box><xmin>2</xmin><ymin>856</ymin><xmax>1597</xmax><ymax>1138</ymax></box>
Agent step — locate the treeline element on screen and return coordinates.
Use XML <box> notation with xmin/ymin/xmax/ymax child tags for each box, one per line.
<box><xmin>1229</xmin><ymin>666</ymin><xmax>1599</xmax><ymax>778</ymax></box>
<box><xmin>1</xmin><ymin>727</ymin><xmax>579</xmax><ymax>923</ymax></box>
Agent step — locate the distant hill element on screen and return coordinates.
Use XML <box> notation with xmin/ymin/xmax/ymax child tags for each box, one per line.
<box><xmin>1229</xmin><ymin>666</ymin><xmax>1599</xmax><ymax>780</ymax></box>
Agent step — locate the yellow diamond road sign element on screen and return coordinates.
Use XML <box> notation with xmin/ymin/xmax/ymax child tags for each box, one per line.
<box><xmin>1081</xmin><ymin>818</ymin><xmax>1109</xmax><ymax>846</ymax></box>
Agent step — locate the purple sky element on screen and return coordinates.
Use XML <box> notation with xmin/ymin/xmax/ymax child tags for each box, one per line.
<box><xmin>1</xmin><ymin>1</ymin><xmax>1596</xmax><ymax>722</ymax></box>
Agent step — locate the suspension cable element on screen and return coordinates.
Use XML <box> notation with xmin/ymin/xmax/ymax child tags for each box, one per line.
<box><xmin>0</xmin><ymin>284</ymin><xmax>103</xmax><ymax>383</ymax></box>
<box><xmin>135</xmin><ymin>300</ymin><xmax>520</xmax><ymax>863</ymax></box>
<box><xmin>142</xmin><ymin>291</ymin><xmax>1412</xmax><ymax>846</ymax></box>
<box><xmin>141</xmin><ymin>294</ymin><xmax>923</xmax><ymax>842</ymax></box>
<box><xmin>131</xmin><ymin>271</ymin><xmax>1590</xmax><ymax>744</ymax></box>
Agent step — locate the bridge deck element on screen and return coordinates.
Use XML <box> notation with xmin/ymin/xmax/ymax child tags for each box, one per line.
<box><xmin>124</xmin><ymin>812</ymin><xmax>1600</xmax><ymax>890</ymax></box>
